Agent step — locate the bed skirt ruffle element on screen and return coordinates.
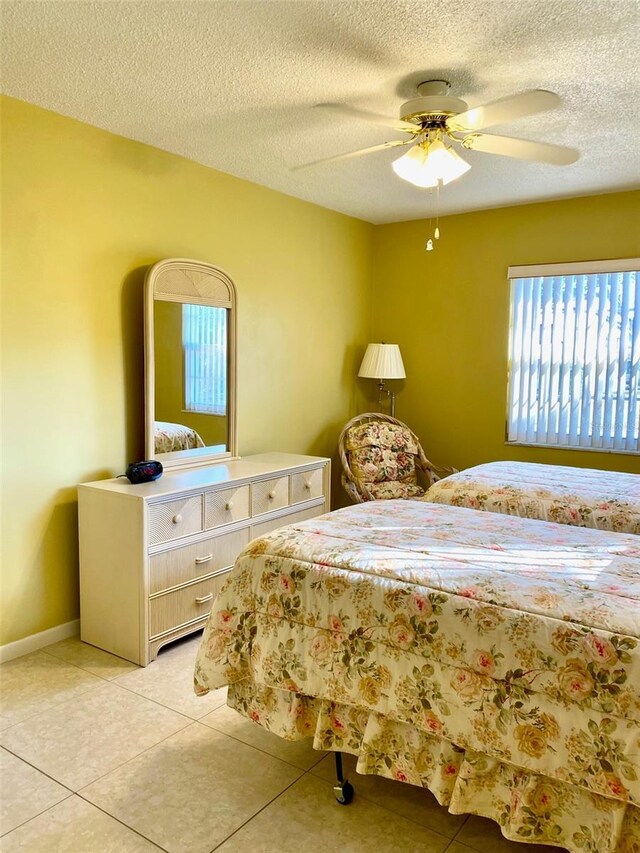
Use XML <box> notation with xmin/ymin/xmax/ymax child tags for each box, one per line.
<box><xmin>227</xmin><ymin>679</ymin><xmax>639</xmax><ymax>853</ymax></box>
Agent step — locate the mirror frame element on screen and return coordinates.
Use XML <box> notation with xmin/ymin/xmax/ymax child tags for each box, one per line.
<box><xmin>144</xmin><ymin>258</ymin><xmax>238</xmax><ymax>469</ymax></box>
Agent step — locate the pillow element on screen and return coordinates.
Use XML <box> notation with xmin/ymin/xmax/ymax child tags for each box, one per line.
<box><xmin>349</xmin><ymin>444</ymin><xmax>417</xmax><ymax>484</ymax></box>
<box><xmin>346</xmin><ymin>421</ymin><xmax>418</xmax><ymax>455</ymax></box>
<box><xmin>366</xmin><ymin>481</ymin><xmax>426</xmax><ymax>500</ymax></box>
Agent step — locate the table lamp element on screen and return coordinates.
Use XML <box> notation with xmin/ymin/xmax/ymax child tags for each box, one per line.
<box><xmin>358</xmin><ymin>343</ymin><xmax>406</xmax><ymax>416</ymax></box>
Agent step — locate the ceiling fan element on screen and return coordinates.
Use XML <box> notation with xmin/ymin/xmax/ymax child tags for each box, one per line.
<box><xmin>293</xmin><ymin>80</ymin><xmax>579</xmax><ymax>187</ymax></box>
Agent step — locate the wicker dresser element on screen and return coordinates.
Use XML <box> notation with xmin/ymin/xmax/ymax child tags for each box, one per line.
<box><xmin>78</xmin><ymin>452</ymin><xmax>330</xmax><ymax>665</ymax></box>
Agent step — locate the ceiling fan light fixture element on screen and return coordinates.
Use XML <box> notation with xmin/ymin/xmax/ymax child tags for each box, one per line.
<box><xmin>392</xmin><ymin>134</ymin><xmax>471</xmax><ymax>188</ymax></box>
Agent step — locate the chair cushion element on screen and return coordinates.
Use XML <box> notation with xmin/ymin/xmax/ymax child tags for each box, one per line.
<box><xmin>346</xmin><ymin>421</ymin><xmax>418</xmax><ymax>454</ymax></box>
<box><xmin>366</xmin><ymin>481</ymin><xmax>426</xmax><ymax>500</ymax></box>
<box><xmin>350</xmin><ymin>445</ymin><xmax>417</xmax><ymax>484</ymax></box>
<box><xmin>346</xmin><ymin>422</ymin><xmax>418</xmax><ymax>485</ymax></box>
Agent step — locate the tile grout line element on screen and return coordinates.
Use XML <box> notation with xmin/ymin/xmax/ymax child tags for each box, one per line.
<box><xmin>39</xmin><ymin>646</ymin><xmax>134</xmax><ymax>677</ymax></box>
<box><xmin>13</xmin><ymin>645</ymin><xmax>327</xmax><ymax>775</ymax></box>
<box><xmin>208</xmin><ymin>757</ymin><xmax>462</xmax><ymax>852</ymax></box>
<box><xmin>2</xmin><ymin>731</ymin><xmax>474</xmax><ymax>853</ymax></box>
<box><xmin>6</xmin><ymin>647</ymin><xmax>479</xmax><ymax>852</ymax></box>
<box><xmin>10</xmin><ymin>642</ymin><xmax>330</xmax><ymax>773</ymax></box>
<box><xmin>39</xmin><ymin>646</ymin><xmax>130</xmax><ymax>680</ymax></box>
<box><xmin>2</xmin><ymin>703</ymin><xmax>195</xmax><ymax>848</ymax></box>
<box><xmin>49</xmin><ymin>645</ymin><xmax>232</xmax><ymax>724</ymax></box>
<box><xmin>75</xmin><ymin>719</ymin><xmax>201</xmax><ymax>795</ymax></box>
<box><xmin>208</xmin><ymin>761</ymin><xmax>318</xmax><ymax>852</ymax></box>
<box><xmin>6</xmin><ymin>699</ymin><xmax>469</xmax><ymax>853</ymax></box>
<box><xmin>0</xmin><ymin>788</ymin><xmax>166</xmax><ymax>851</ymax></box>
<box><xmin>72</xmin><ymin>797</ymin><xmax>169</xmax><ymax>852</ymax></box>
<box><xmin>452</xmin><ymin>813</ymin><xmax>471</xmax><ymax>840</ymax></box>
<box><xmin>3</xmin><ymin>648</ymin><xmax>318</xmax><ymax>850</ymax></box>
<box><xmin>71</xmin><ymin>721</ymin><xmax>212</xmax><ymax>853</ymax></box>
<box><xmin>1</xmin><ymin>707</ymin><xmax>194</xmax><ymax>784</ymax></box>
<box><xmin>199</xmin><ymin>720</ymin><xmax>325</xmax><ymax>772</ymax></box>
<box><xmin>3</xmin><ymin>643</ymin><xmax>296</xmax><ymax>850</ymax></box>
<box><xmin>4</xmin><ymin>649</ymin><xmax>199</xmax><ymax>730</ymax></box>
<box><xmin>106</xmin><ymin>674</ymin><xmax>214</xmax><ymax>722</ymax></box>
<box><xmin>308</xmin><ymin>755</ymin><xmax>470</xmax><ymax>841</ymax></box>
<box><xmin>78</xmin><ymin>721</ymin><xmax>328</xmax><ymax>852</ymax></box>
<box><xmin>0</xmin><ymin>720</ymin><xmax>198</xmax><ymax>848</ymax></box>
<box><xmin>0</xmin><ymin>790</ymin><xmax>74</xmax><ymax>839</ymax></box>
<box><xmin>0</xmin><ymin>680</ymin><xmax>195</xmax><ymax>787</ymax></box>
<box><xmin>0</xmin><ymin>646</ymin><xmax>136</xmax><ymax>734</ymax></box>
<box><xmin>72</xmin><ymin>720</ymin><xmax>317</xmax><ymax>852</ymax></box>
<box><xmin>0</xmin><ymin>654</ymin><xmax>107</xmax><ymax>733</ymax></box>
<box><xmin>0</xmin><ymin>745</ymin><xmax>77</xmax><ymax>794</ymax></box>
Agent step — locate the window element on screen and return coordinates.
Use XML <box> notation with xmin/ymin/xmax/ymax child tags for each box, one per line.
<box><xmin>183</xmin><ymin>303</ymin><xmax>227</xmax><ymax>415</ymax></box>
<box><xmin>507</xmin><ymin>259</ymin><xmax>639</xmax><ymax>453</ymax></box>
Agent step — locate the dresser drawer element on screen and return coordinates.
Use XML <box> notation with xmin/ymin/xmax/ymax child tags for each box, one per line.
<box><xmin>204</xmin><ymin>485</ymin><xmax>250</xmax><ymax>529</ymax></box>
<box><xmin>149</xmin><ymin>529</ymin><xmax>250</xmax><ymax>595</ymax></box>
<box><xmin>251</xmin><ymin>476</ymin><xmax>289</xmax><ymax>516</ymax></box>
<box><xmin>251</xmin><ymin>505</ymin><xmax>322</xmax><ymax>539</ymax></box>
<box><xmin>148</xmin><ymin>496</ymin><xmax>203</xmax><ymax>545</ymax></box>
<box><xmin>290</xmin><ymin>468</ymin><xmax>324</xmax><ymax>504</ymax></box>
<box><xmin>149</xmin><ymin>574</ymin><xmax>226</xmax><ymax>639</ymax></box>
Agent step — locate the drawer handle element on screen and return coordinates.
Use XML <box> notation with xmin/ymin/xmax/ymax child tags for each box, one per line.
<box><xmin>268</xmin><ymin>491</ymin><xmax>276</xmax><ymax>500</ymax></box>
<box><xmin>172</xmin><ymin>514</ymin><xmax>182</xmax><ymax>524</ymax></box>
<box><xmin>195</xmin><ymin>554</ymin><xmax>213</xmax><ymax>565</ymax></box>
<box><xmin>304</xmin><ymin>481</ymin><xmax>311</xmax><ymax>490</ymax></box>
<box><xmin>225</xmin><ymin>501</ymin><xmax>233</xmax><ymax>511</ymax></box>
<box><xmin>195</xmin><ymin>593</ymin><xmax>214</xmax><ymax>605</ymax></box>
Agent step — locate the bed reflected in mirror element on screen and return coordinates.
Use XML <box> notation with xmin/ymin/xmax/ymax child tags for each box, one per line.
<box><xmin>153</xmin><ymin>300</ymin><xmax>228</xmax><ymax>454</ymax></box>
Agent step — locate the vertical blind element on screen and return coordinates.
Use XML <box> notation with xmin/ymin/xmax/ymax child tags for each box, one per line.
<box><xmin>183</xmin><ymin>304</ymin><xmax>227</xmax><ymax>415</ymax></box>
<box><xmin>507</xmin><ymin>265</ymin><xmax>639</xmax><ymax>452</ymax></box>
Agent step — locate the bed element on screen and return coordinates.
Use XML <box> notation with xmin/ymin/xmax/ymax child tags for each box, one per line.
<box><xmin>154</xmin><ymin>420</ymin><xmax>206</xmax><ymax>453</ymax></box>
<box><xmin>422</xmin><ymin>461</ymin><xmax>640</xmax><ymax>534</ymax></box>
<box><xmin>194</xmin><ymin>499</ymin><xmax>639</xmax><ymax>852</ymax></box>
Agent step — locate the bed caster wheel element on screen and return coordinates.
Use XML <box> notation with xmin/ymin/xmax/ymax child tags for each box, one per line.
<box><xmin>333</xmin><ymin>779</ymin><xmax>354</xmax><ymax>805</ymax></box>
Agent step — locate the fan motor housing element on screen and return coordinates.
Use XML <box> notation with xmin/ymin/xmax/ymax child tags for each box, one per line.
<box><xmin>400</xmin><ymin>95</ymin><xmax>468</xmax><ymax>126</ymax></box>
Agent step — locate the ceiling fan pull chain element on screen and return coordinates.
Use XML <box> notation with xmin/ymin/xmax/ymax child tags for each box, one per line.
<box><xmin>426</xmin><ymin>183</ymin><xmax>441</xmax><ymax>252</ymax></box>
<box><xmin>425</xmin><ymin>188</ymin><xmax>434</xmax><ymax>251</ymax></box>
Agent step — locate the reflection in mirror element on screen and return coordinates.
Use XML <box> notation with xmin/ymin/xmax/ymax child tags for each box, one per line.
<box><xmin>153</xmin><ymin>301</ymin><xmax>228</xmax><ymax>454</ymax></box>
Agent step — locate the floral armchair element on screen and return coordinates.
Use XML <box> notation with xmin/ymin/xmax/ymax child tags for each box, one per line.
<box><xmin>339</xmin><ymin>413</ymin><xmax>456</xmax><ymax>503</ymax></box>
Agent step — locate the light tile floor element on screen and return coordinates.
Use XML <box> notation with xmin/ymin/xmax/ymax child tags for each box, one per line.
<box><xmin>0</xmin><ymin>633</ymin><xmax>560</xmax><ymax>853</ymax></box>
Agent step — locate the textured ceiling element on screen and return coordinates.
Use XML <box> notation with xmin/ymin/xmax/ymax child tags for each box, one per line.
<box><xmin>2</xmin><ymin>0</ymin><xmax>639</xmax><ymax>223</ymax></box>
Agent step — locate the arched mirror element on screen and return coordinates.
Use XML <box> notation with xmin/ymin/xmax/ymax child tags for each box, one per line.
<box><xmin>144</xmin><ymin>258</ymin><xmax>238</xmax><ymax>468</ymax></box>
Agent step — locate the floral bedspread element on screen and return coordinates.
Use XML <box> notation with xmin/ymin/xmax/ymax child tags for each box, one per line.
<box><xmin>423</xmin><ymin>461</ymin><xmax>640</xmax><ymax>534</ymax></box>
<box><xmin>194</xmin><ymin>500</ymin><xmax>640</xmax><ymax>852</ymax></box>
<box><xmin>154</xmin><ymin>420</ymin><xmax>205</xmax><ymax>453</ymax></box>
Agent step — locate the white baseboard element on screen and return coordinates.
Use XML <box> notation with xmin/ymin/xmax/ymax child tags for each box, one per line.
<box><xmin>0</xmin><ymin>619</ymin><xmax>80</xmax><ymax>664</ymax></box>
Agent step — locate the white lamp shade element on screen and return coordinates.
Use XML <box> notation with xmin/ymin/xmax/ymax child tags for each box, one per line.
<box><xmin>392</xmin><ymin>137</ymin><xmax>471</xmax><ymax>188</ymax></box>
<box><xmin>358</xmin><ymin>343</ymin><xmax>406</xmax><ymax>379</ymax></box>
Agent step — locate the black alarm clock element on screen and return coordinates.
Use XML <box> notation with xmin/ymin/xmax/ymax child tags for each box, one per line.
<box><xmin>125</xmin><ymin>460</ymin><xmax>163</xmax><ymax>484</ymax></box>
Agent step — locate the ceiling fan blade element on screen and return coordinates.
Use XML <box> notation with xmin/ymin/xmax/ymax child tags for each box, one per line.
<box><xmin>447</xmin><ymin>90</ymin><xmax>562</xmax><ymax>132</ymax></box>
<box><xmin>291</xmin><ymin>138</ymin><xmax>414</xmax><ymax>171</ymax></box>
<box><xmin>460</xmin><ymin>132</ymin><xmax>579</xmax><ymax>165</ymax></box>
<box><xmin>314</xmin><ymin>103</ymin><xmax>417</xmax><ymax>133</ymax></box>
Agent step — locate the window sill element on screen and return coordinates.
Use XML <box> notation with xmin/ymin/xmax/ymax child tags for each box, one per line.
<box><xmin>505</xmin><ymin>440</ymin><xmax>639</xmax><ymax>456</ymax></box>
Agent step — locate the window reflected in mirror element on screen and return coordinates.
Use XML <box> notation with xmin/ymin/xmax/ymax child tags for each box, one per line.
<box><xmin>153</xmin><ymin>300</ymin><xmax>228</xmax><ymax>454</ymax></box>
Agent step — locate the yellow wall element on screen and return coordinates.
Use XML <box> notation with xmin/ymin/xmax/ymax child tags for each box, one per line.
<box><xmin>154</xmin><ymin>300</ymin><xmax>188</xmax><ymax>432</ymax></box>
<box><xmin>371</xmin><ymin>190</ymin><xmax>640</xmax><ymax>475</ymax></box>
<box><xmin>0</xmin><ymin>96</ymin><xmax>373</xmax><ymax>645</ymax></box>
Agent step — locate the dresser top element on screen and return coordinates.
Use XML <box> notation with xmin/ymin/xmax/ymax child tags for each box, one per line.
<box><xmin>78</xmin><ymin>452</ymin><xmax>329</xmax><ymax>499</ymax></box>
